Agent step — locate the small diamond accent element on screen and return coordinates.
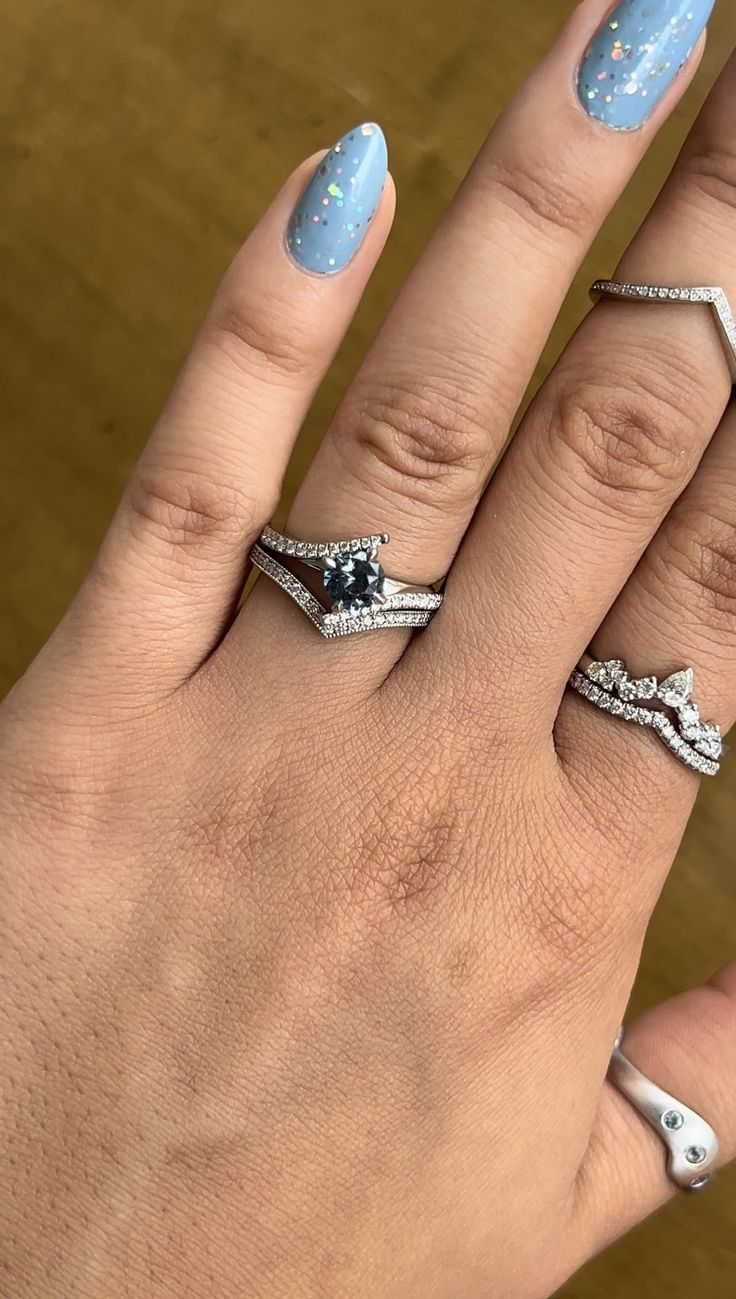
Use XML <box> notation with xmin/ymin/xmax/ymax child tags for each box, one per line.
<box><xmin>662</xmin><ymin>1110</ymin><xmax>684</xmax><ymax>1131</ymax></box>
<box><xmin>591</xmin><ymin>281</ymin><xmax>736</xmax><ymax>382</ymax></box>
<box><xmin>658</xmin><ymin>669</ymin><xmax>694</xmax><ymax>708</ymax></box>
<box><xmin>631</xmin><ymin>676</ymin><xmax>657</xmax><ymax>699</ymax></box>
<box><xmin>383</xmin><ymin>590</ymin><xmax>442</xmax><ymax>612</ymax></box>
<box><xmin>618</xmin><ymin>674</ymin><xmax>657</xmax><ymax>701</ymax></box>
<box><xmin>586</xmin><ymin>659</ymin><xmax>625</xmax><ymax>689</ymax></box>
<box><xmin>569</xmin><ymin>665</ymin><xmax>721</xmax><ymax>777</ymax></box>
<box><xmin>691</xmin><ymin>722</ymin><xmax>722</xmax><ymax>760</ymax></box>
<box><xmin>260</xmin><ymin>525</ymin><xmax>390</xmax><ymax>560</ymax></box>
<box><xmin>686</xmin><ymin>1145</ymin><xmax>707</xmax><ymax>1165</ymax></box>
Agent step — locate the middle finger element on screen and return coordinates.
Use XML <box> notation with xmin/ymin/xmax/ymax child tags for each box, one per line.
<box><xmin>237</xmin><ymin>0</ymin><xmax>708</xmax><ymax>686</ymax></box>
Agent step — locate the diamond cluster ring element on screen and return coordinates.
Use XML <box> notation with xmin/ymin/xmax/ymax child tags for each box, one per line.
<box><xmin>609</xmin><ymin>1030</ymin><xmax>719</xmax><ymax>1193</ymax></box>
<box><xmin>569</xmin><ymin>656</ymin><xmax>723</xmax><ymax>776</ymax></box>
<box><xmin>251</xmin><ymin>526</ymin><xmax>443</xmax><ymax>639</ymax></box>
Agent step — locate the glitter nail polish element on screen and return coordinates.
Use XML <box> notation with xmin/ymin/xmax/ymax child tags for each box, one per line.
<box><xmin>578</xmin><ymin>0</ymin><xmax>715</xmax><ymax>131</ymax></box>
<box><xmin>286</xmin><ymin>122</ymin><xmax>387</xmax><ymax>274</ymax></box>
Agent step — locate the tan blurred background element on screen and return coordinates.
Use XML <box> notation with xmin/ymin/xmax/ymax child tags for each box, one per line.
<box><xmin>1</xmin><ymin>0</ymin><xmax>734</xmax><ymax>1293</ymax></box>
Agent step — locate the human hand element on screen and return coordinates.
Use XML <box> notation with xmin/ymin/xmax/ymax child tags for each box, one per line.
<box><xmin>2</xmin><ymin>1</ymin><xmax>735</xmax><ymax>1295</ymax></box>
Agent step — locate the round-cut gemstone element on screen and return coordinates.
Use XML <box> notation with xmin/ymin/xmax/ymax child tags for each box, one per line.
<box><xmin>692</xmin><ymin>723</ymin><xmax>722</xmax><ymax>760</ymax></box>
<box><xmin>662</xmin><ymin>1110</ymin><xmax>684</xmax><ymax>1131</ymax></box>
<box><xmin>685</xmin><ymin>1145</ymin><xmax>707</xmax><ymax>1165</ymax></box>
<box><xmin>323</xmin><ymin>549</ymin><xmax>384</xmax><ymax>613</ymax></box>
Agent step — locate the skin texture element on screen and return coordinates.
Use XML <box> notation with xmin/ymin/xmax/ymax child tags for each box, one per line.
<box><xmin>2</xmin><ymin>1</ymin><xmax>736</xmax><ymax>1295</ymax></box>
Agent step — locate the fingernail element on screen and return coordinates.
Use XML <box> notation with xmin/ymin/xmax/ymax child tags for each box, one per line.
<box><xmin>578</xmin><ymin>0</ymin><xmax>715</xmax><ymax>131</ymax></box>
<box><xmin>286</xmin><ymin>123</ymin><xmax>388</xmax><ymax>274</ymax></box>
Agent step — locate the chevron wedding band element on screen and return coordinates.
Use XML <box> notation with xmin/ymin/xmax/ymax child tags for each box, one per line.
<box><xmin>251</xmin><ymin>526</ymin><xmax>443</xmax><ymax>639</ymax></box>
<box><xmin>569</xmin><ymin>655</ymin><xmax>723</xmax><ymax>777</ymax></box>
<box><xmin>591</xmin><ymin>280</ymin><xmax>736</xmax><ymax>381</ymax></box>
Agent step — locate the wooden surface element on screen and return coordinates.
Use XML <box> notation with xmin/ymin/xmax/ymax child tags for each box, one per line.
<box><xmin>1</xmin><ymin>1</ymin><xmax>734</xmax><ymax>1293</ymax></box>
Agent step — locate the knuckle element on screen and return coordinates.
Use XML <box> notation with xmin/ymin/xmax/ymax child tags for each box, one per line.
<box><xmin>550</xmin><ymin>376</ymin><xmax>694</xmax><ymax>514</ymax></box>
<box><xmin>524</xmin><ymin>865</ymin><xmax>612</xmax><ymax>962</ymax></box>
<box><xmin>125</xmin><ymin>466</ymin><xmax>268</xmax><ymax>557</ymax></box>
<box><xmin>367</xmin><ymin>812</ymin><xmax>461</xmax><ymax>916</ymax></box>
<box><xmin>348</xmin><ymin>377</ymin><xmax>491</xmax><ymax>511</ymax></box>
<box><xmin>204</xmin><ymin>298</ymin><xmax>316</xmax><ymax>383</ymax></box>
<box><xmin>188</xmin><ymin>767</ymin><xmax>280</xmax><ymax>871</ymax></box>
<box><xmin>349</xmin><ymin>757</ymin><xmax>466</xmax><ymax>918</ymax></box>
<box><xmin>480</xmin><ymin>156</ymin><xmax>590</xmax><ymax>241</ymax></box>
<box><xmin>519</xmin><ymin>800</ymin><xmax>639</xmax><ymax>965</ymax></box>
<box><xmin>516</xmin><ymin>832</ymin><xmax>613</xmax><ymax>962</ymax></box>
<box><xmin>680</xmin><ymin>143</ymin><xmax>736</xmax><ymax>217</ymax></box>
<box><xmin>374</xmin><ymin>832</ymin><xmax>456</xmax><ymax>915</ymax></box>
<box><xmin>658</xmin><ymin>509</ymin><xmax>736</xmax><ymax>624</ymax></box>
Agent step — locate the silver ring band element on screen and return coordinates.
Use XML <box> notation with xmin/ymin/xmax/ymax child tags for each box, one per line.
<box><xmin>591</xmin><ymin>279</ymin><xmax>736</xmax><ymax>381</ymax></box>
<box><xmin>609</xmin><ymin>1030</ymin><xmax>719</xmax><ymax>1192</ymax></box>
<box><xmin>251</xmin><ymin>525</ymin><xmax>443</xmax><ymax>638</ymax></box>
<box><xmin>568</xmin><ymin>655</ymin><xmax>723</xmax><ymax>777</ymax></box>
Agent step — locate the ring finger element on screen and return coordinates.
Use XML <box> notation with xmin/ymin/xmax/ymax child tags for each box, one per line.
<box><xmin>443</xmin><ymin>24</ymin><xmax>736</xmax><ymax>719</ymax></box>
<box><xmin>560</xmin><ymin>396</ymin><xmax>736</xmax><ymax>802</ymax></box>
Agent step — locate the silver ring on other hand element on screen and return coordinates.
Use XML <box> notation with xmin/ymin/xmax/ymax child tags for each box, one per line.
<box><xmin>609</xmin><ymin>1029</ymin><xmax>720</xmax><ymax>1193</ymax></box>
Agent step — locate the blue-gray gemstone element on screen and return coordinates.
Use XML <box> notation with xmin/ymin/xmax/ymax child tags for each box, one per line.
<box><xmin>323</xmin><ymin>550</ymin><xmax>384</xmax><ymax>613</ymax></box>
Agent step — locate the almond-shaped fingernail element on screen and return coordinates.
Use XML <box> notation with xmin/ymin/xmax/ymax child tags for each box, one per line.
<box><xmin>286</xmin><ymin>123</ymin><xmax>388</xmax><ymax>274</ymax></box>
<box><xmin>578</xmin><ymin>0</ymin><xmax>715</xmax><ymax>131</ymax></box>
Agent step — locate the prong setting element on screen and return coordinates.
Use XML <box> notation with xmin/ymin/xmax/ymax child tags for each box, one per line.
<box><xmin>251</xmin><ymin>529</ymin><xmax>442</xmax><ymax>638</ymax></box>
<box><xmin>569</xmin><ymin>658</ymin><xmax>722</xmax><ymax>777</ymax></box>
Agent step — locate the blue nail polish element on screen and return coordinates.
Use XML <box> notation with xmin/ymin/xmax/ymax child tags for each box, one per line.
<box><xmin>287</xmin><ymin>123</ymin><xmax>387</xmax><ymax>274</ymax></box>
<box><xmin>578</xmin><ymin>0</ymin><xmax>715</xmax><ymax>131</ymax></box>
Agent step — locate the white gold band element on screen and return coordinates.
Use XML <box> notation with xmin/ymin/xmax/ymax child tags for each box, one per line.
<box><xmin>591</xmin><ymin>279</ymin><xmax>736</xmax><ymax>380</ymax></box>
<box><xmin>252</xmin><ymin>526</ymin><xmax>443</xmax><ymax>639</ymax></box>
<box><xmin>609</xmin><ymin>1030</ymin><xmax>719</xmax><ymax>1192</ymax></box>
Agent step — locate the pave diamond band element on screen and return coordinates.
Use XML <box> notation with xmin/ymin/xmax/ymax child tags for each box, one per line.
<box><xmin>591</xmin><ymin>280</ymin><xmax>736</xmax><ymax>380</ymax></box>
<box><xmin>259</xmin><ymin>524</ymin><xmax>391</xmax><ymax>561</ymax></box>
<box><xmin>609</xmin><ymin>1029</ymin><xmax>719</xmax><ymax>1192</ymax></box>
<box><xmin>569</xmin><ymin>656</ymin><xmax>723</xmax><ymax>777</ymax></box>
<box><xmin>251</xmin><ymin>526</ymin><xmax>443</xmax><ymax>639</ymax></box>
